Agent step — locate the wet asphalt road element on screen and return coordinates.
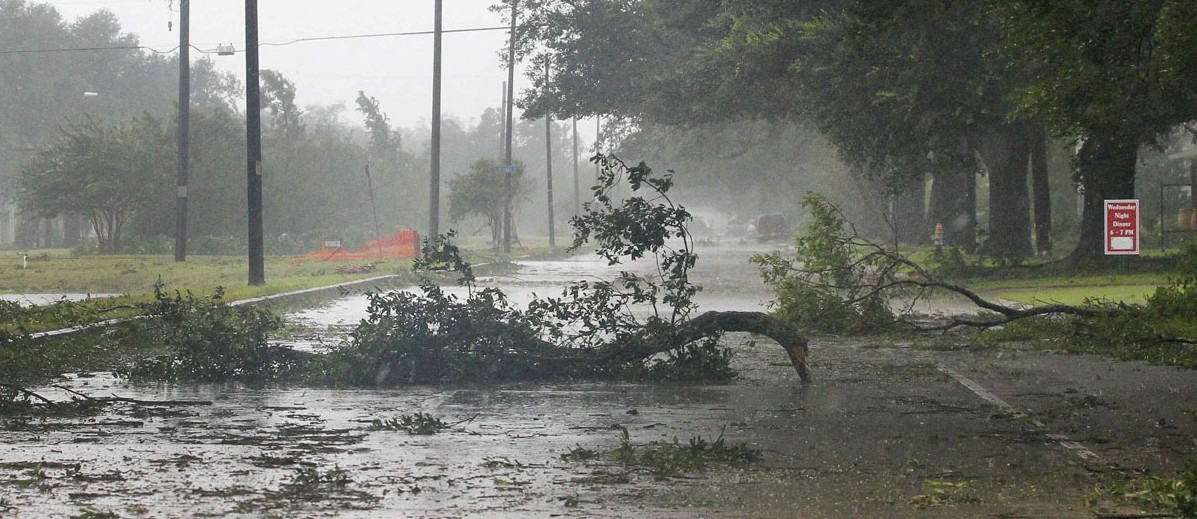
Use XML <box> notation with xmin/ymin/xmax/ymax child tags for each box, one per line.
<box><xmin>1</xmin><ymin>241</ymin><xmax>1194</xmax><ymax>518</ymax></box>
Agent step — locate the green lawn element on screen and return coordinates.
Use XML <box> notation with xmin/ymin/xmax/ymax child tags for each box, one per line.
<box><xmin>2</xmin><ymin>250</ymin><xmax>412</xmax><ymax>301</ymax></box>
<box><xmin>992</xmin><ymin>284</ymin><xmax>1159</xmax><ymax>306</ymax></box>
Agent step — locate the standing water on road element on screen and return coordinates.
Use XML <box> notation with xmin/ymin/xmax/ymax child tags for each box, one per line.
<box><xmin>2</xmin><ymin>242</ymin><xmax>1191</xmax><ymax>518</ymax></box>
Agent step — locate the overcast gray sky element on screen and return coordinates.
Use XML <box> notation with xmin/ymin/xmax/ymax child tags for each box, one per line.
<box><xmin>43</xmin><ymin>0</ymin><xmax>534</xmax><ymax>129</ymax></box>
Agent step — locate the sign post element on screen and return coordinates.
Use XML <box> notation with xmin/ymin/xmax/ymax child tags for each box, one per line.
<box><xmin>1104</xmin><ymin>199</ymin><xmax>1140</xmax><ymax>255</ymax></box>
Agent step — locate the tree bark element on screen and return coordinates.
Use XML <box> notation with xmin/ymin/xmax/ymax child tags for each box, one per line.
<box><xmin>677</xmin><ymin>311</ymin><xmax>811</xmax><ymax>383</ymax></box>
<box><xmin>591</xmin><ymin>311</ymin><xmax>812</xmax><ymax>383</ymax></box>
<box><xmin>890</xmin><ymin>175</ymin><xmax>926</xmax><ymax>245</ymax></box>
<box><xmin>927</xmin><ymin>168</ymin><xmax>976</xmax><ymax>247</ymax></box>
<box><xmin>976</xmin><ymin>123</ymin><xmax>1033</xmax><ymax>258</ymax></box>
<box><xmin>1028</xmin><ymin>126</ymin><xmax>1052</xmax><ymax>256</ymax></box>
<box><xmin>1070</xmin><ymin>135</ymin><xmax>1138</xmax><ymax>262</ymax></box>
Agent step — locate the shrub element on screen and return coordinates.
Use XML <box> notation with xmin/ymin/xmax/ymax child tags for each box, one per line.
<box><xmin>118</xmin><ymin>284</ymin><xmax>300</xmax><ymax>383</ymax></box>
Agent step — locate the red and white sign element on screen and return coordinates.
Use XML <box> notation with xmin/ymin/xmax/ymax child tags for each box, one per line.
<box><xmin>1104</xmin><ymin>199</ymin><xmax>1139</xmax><ymax>255</ymax></box>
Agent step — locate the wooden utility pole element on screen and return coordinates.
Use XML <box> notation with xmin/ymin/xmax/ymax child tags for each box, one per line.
<box><xmin>574</xmin><ymin>117</ymin><xmax>584</xmax><ymax>215</ymax></box>
<box><xmin>428</xmin><ymin>0</ymin><xmax>443</xmax><ymax>244</ymax></box>
<box><xmin>502</xmin><ymin>0</ymin><xmax>517</xmax><ymax>254</ymax></box>
<box><xmin>499</xmin><ymin>82</ymin><xmax>506</xmax><ymax>159</ymax></box>
<box><xmin>174</xmin><ymin>0</ymin><xmax>190</xmax><ymax>262</ymax></box>
<box><xmin>245</xmin><ymin>0</ymin><xmax>265</xmax><ymax>285</ymax></box>
<box><xmin>544</xmin><ymin>60</ymin><xmax>555</xmax><ymax>247</ymax></box>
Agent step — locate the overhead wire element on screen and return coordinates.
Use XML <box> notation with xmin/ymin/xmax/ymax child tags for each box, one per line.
<box><xmin>0</xmin><ymin>25</ymin><xmax>509</xmax><ymax>56</ymax></box>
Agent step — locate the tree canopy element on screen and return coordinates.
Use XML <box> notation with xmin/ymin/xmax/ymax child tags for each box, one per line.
<box><xmin>509</xmin><ymin>0</ymin><xmax>1197</xmax><ymax>260</ymax></box>
<box><xmin>18</xmin><ymin>115</ymin><xmax>172</xmax><ymax>253</ymax></box>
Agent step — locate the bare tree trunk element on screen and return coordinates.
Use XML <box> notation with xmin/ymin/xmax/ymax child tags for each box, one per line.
<box><xmin>1029</xmin><ymin>125</ymin><xmax>1053</xmax><ymax>256</ymax></box>
<box><xmin>977</xmin><ymin>123</ymin><xmax>1033</xmax><ymax>258</ymax></box>
<box><xmin>890</xmin><ymin>176</ymin><xmax>926</xmax><ymax>245</ymax></box>
<box><xmin>1071</xmin><ymin>135</ymin><xmax>1138</xmax><ymax>262</ymax></box>
<box><xmin>928</xmin><ymin>168</ymin><xmax>977</xmax><ymax>247</ymax></box>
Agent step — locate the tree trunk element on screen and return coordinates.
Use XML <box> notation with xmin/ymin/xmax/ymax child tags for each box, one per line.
<box><xmin>1070</xmin><ymin>135</ymin><xmax>1138</xmax><ymax>262</ymax></box>
<box><xmin>927</xmin><ymin>168</ymin><xmax>976</xmax><ymax>247</ymax></box>
<box><xmin>890</xmin><ymin>175</ymin><xmax>926</xmax><ymax>245</ymax></box>
<box><xmin>845</xmin><ymin>166</ymin><xmax>891</xmax><ymax>242</ymax></box>
<box><xmin>607</xmin><ymin>311</ymin><xmax>811</xmax><ymax>382</ymax></box>
<box><xmin>1028</xmin><ymin>126</ymin><xmax>1052</xmax><ymax>256</ymax></box>
<box><xmin>976</xmin><ymin>123</ymin><xmax>1033</xmax><ymax>258</ymax></box>
<box><xmin>62</xmin><ymin>213</ymin><xmax>84</xmax><ymax>248</ymax></box>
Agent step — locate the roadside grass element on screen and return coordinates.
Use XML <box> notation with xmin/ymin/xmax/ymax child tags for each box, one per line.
<box><xmin>2</xmin><ymin>250</ymin><xmax>409</xmax><ymax>297</ymax></box>
<box><xmin>990</xmin><ymin>284</ymin><xmax>1158</xmax><ymax>306</ymax></box>
<box><xmin>0</xmin><ymin>238</ymin><xmax>564</xmax><ymax>336</ymax></box>
<box><xmin>1</xmin><ymin>251</ymin><xmax>414</xmax><ymax>335</ymax></box>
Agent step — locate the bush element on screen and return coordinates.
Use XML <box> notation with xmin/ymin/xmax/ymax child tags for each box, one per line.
<box><xmin>118</xmin><ymin>285</ymin><xmax>301</xmax><ymax>383</ymax></box>
<box><xmin>754</xmin><ymin>193</ymin><xmax>895</xmax><ymax>335</ymax></box>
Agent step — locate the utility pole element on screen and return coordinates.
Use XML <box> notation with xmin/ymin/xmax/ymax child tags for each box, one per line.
<box><xmin>174</xmin><ymin>0</ymin><xmax>190</xmax><ymax>262</ymax></box>
<box><xmin>572</xmin><ymin>117</ymin><xmax>579</xmax><ymax>215</ymax></box>
<box><xmin>499</xmin><ymin>82</ymin><xmax>506</xmax><ymax>159</ymax></box>
<box><xmin>502</xmin><ymin>0</ymin><xmax>517</xmax><ymax>254</ymax></box>
<box><xmin>544</xmin><ymin>59</ymin><xmax>554</xmax><ymax>247</ymax></box>
<box><xmin>594</xmin><ymin>116</ymin><xmax>601</xmax><ymax>181</ymax></box>
<box><xmin>428</xmin><ymin>0</ymin><xmax>442</xmax><ymax>245</ymax></box>
<box><xmin>245</xmin><ymin>0</ymin><xmax>265</xmax><ymax>285</ymax></box>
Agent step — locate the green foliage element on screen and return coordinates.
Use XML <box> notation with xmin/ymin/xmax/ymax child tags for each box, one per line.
<box><xmin>0</xmin><ymin>298</ymin><xmax>105</xmax><ymax>337</ymax></box>
<box><xmin>314</xmin><ymin>283</ymin><xmax>565</xmax><ymax>386</ymax></box>
<box><xmin>289</xmin><ymin>466</ymin><xmax>352</xmax><ymax>490</ymax></box>
<box><xmin>318</xmin><ymin>157</ymin><xmax>732</xmax><ymax>386</ymax></box>
<box><xmin>413</xmin><ymin>230</ymin><xmax>474</xmax><ymax>285</ymax></box>
<box><xmin>570</xmin><ymin>155</ymin><xmax>700</xmax><ymax>329</ymax></box>
<box><xmin>754</xmin><ymin>193</ymin><xmax>895</xmax><ymax>334</ymax></box>
<box><xmin>448</xmin><ymin>160</ymin><xmax>529</xmax><ymax>249</ymax></box>
<box><xmin>1089</xmin><ymin>461</ymin><xmax>1197</xmax><ymax>518</ymax></box>
<box><xmin>70</xmin><ymin>508</ymin><xmax>120</xmax><ymax>519</ymax></box>
<box><xmin>975</xmin><ymin>244</ymin><xmax>1197</xmax><ymax>368</ymax></box>
<box><xmin>367</xmin><ymin>412</ymin><xmax>449</xmax><ymax>435</ymax></box>
<box><xmin>645</xmin><ymin>336</ymin><xmax>736</xmax><ymax>382</ymax></box>
<box><xmin>560</xmin><ymin>445</ymin><xmax>600</xmax><ymax>463</ymax></box>
<box><xmin>909</xmin><ymin>479</ymin><xmax>980</xmax><ymax>509</ymax></box>
<box><xmin>0</xmin><ymin>384</ymin><xmax>35</xmax><ymax>416</ymax></box>
<box><xmin>118</xmin><ymin>284</ymin><xmax>299</xmax><ymax>383</ymax></box>
<box><xmin>608</xmin><ymin>428</ymin><xmax>761</xmax><ymax>477</ymax></box>
<box><xmin>18</xmin><ymin>115</ymin><xmax>172</xmax><ymax>254</ymax></box>
<box><xmin>0</xmin><ymin>384</ymin><xmax>103</xmax><ymax>418</ymax></box>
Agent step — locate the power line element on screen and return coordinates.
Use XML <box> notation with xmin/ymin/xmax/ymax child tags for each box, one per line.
<box><xmin>0</xmin><ymin>25</ymin><xmax>509</xmax><ymax>56</ymax></box>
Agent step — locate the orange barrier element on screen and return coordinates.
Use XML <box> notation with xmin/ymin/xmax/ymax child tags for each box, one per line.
<box><xmin>292</xmin><ymin>230</ymin><xmax>420</xmax><ymax>262</ymax></box>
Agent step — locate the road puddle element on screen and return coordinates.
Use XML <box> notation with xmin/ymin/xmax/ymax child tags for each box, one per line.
<box><xmin>1</xmin><ymin>244</ymin><xmax>799</xmax><ymax>517</ymax></box>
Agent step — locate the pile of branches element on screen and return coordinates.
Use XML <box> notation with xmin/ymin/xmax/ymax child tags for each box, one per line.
<box><xmin>753</xmin><ymin>193</ymin><xmax>1197</xmax><ymax>347</ymax></box>
<box><xmin>314</xmin><ymin>156</ymin><xmax>810</xmax><ymax>386</ymax></box>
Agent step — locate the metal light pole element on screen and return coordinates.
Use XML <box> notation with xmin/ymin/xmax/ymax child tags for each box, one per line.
<box><xmin>428</xmin><ymin>0</ymin><xmax>442</xmax><ymax>244</ymax></box>
<box><xmin>502</xmin><ymin>0</ymin><xmax>518</xmax><ymax>254</ymax></box>
<box><xmin>174</xmin><ymin>0</ymin><xmax>190</xmax><ymax>262</ymax></box>
<box><xmin>245</xmin><ymin>0</ymin><xmax>265</xmax><ymax>285</ymax></box>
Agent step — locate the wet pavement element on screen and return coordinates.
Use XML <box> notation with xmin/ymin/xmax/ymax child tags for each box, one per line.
<box><xmin>2</xmin><ymin>241</ymin><xmax>1194</xmax><ymax>518</ymax></box>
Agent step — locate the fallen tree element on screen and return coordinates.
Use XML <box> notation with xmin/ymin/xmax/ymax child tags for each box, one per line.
<box><xmin>752</xmin><ymin>193</ymin><xmax>1197</xmax><ymax>355</ymax></box>
<box><xmin>313</xmin><ymin>155</ymin><xmax>810</xmax><ymax>386</ymax></box>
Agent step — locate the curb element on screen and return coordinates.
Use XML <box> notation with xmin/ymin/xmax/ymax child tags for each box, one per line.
<box><xmin>28</xmin><ymin>274</ymin><xmax>405</xmax><ymax>341</ymax></box>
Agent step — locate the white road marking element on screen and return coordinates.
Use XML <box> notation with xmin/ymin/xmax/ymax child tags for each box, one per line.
<box><xmin>934</xmin><ymin>362</ymin><xmax>1100</xmax><ymax>462</ymax></box>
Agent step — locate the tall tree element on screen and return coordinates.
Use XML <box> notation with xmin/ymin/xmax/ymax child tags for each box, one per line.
<box><xmin>449</xmin><ymin>159</ymin><xmax>528</xmax><ymax>248</ymax></box>
<box><xmin>992</xmin><ymin>0</ymin><xmax>1197</xmax><ymax>260</ymax></box>
<box><xmin>18</xmin><ymin>115</ymin><xmax>172</xmax><ymax>253</ymax></box>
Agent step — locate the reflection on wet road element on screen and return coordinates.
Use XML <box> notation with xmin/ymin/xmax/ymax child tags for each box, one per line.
<box><xmin>2</xmin><ymin>243</ymin><xmax>1194</xmax><ymax>518</ymax></box>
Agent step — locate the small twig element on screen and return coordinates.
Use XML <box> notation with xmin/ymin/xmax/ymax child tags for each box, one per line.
<box><xmin>105</xmin><ymin>394</ymin><xmax>214</xmax><ymax>406</ymax></box>
<box><xmin>52</xmin><ymin>385</ymin><xmax>99</xmax><ymax>401</ymax></box>
<box><xmin>447</xmin><ymin>414</ymin><xmax>480</xmax><ymax>427</ymax></box>
<box><xmin>0</xmin><ymin>383</ymin><xmax>55</xmax><ymax>405</ymax></box>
